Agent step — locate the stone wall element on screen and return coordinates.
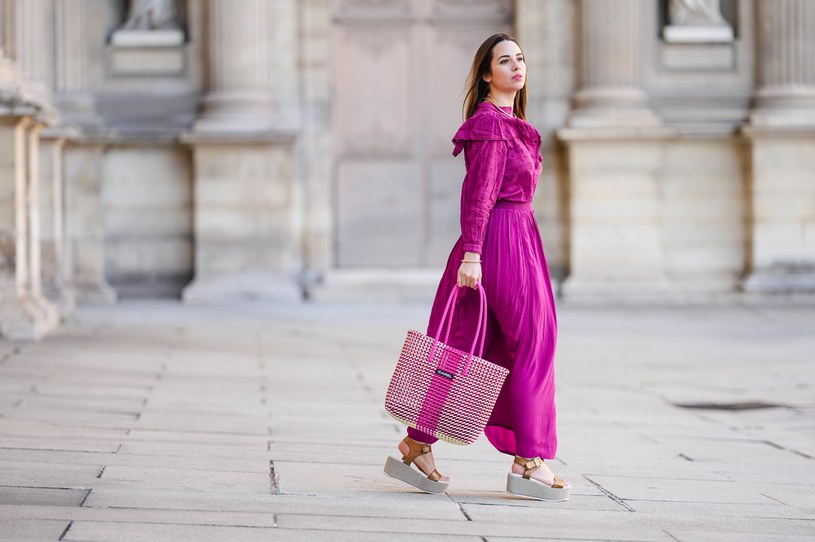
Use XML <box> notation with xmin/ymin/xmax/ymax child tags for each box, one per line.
<box><xmin>1</xmin><ymin>0</ymin><xmax>814</xmax><ymax>339</ymax></box>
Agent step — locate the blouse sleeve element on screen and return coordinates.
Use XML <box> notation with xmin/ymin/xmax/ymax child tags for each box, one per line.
<box><xmin>452</xmin><ymin>115</ymin><xmax>509</xmax><ymax>255</ymax></box>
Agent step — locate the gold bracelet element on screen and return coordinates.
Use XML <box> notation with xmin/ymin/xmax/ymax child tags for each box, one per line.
<box><xmin>461</xmin><ymin>259</ymin><xmax>481</xmax><ymax>264</ymax></box>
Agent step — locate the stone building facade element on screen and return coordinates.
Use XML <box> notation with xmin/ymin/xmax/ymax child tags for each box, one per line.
<box><xmin>0</xmin><ymin>0</ymin><xmax>813</xmax><ymax>339</ymax></box>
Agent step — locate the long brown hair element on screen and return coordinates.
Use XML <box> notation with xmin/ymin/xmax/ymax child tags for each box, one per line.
<box><xmin>462</xmin><ymin>33</ymin><xmax>527</xmax><ymax>121</ymax></box>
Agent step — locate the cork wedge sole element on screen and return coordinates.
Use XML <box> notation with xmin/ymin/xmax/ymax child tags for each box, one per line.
<box><xmin>383</xmin><ymin>456</ymin><xmax>449</xmax><ymax>494</ymax></box>
<box><xmin>506</xmin><ymin>473</ymin><xmax>571</xmax><ymax>501</ymax></box>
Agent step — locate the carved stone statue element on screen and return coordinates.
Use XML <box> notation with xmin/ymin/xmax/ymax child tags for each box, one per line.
<box><xmin>124</xmin><ymin>0</ymin><xmax>179</xmax><ymax>30</ymax></box>
<box><xmin>669</xmin><ymin>0</ymin><xmax>726</xmax><ymax>26</ymax></box>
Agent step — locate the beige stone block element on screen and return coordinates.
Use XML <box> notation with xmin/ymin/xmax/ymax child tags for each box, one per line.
<box><xmin>100</xmin><ymin>146</ymin><xmax>193</xmax><ymax>291</ymax></box>
<box><xmin>333</xmin><ymin>25</ymin><xmax>413</xmax><ymax>156</ymax></box>
<box><xmin>196</xmin><ymin>210</ymin><xmax>262</xmax><ymax>239</ymax></box>
<box><xmin>103</xmin><ymin>147</ymin><xmax>192</xmax><ymax>206</ymax></box>
<box><xmin>104</xmin><ymin>209</ymin><xmax>191</xmax><ymax>237</ymax></box>
<box><xmin>426</xmin><ymin>160</ymin><xmax>464</xmax><ymax>265</ymax></box>
<box><xmin>574</xmin><ymin>198</ymin><xmax>661</xmax><ymax>222</ymax></box>
<box><xmin>660</xmin><ymin>140</ymin><xmax>747</xmax><ymax>284</ymax></box>
<box><xmin>105</xmin><ymin>238</ymin><xmax>193</xmax><ymax>276</ymax></box>
<box><xmin>744</xmin><ymin>135</ymin><xmax>815</xmax><ymax>292</ymax></box>
<box><xmin>561</xmin><ymin>137</ymin><xmax>675</xmax><ymax>297</ymax></box>
<box><xmin>749</xmin><ymin>137</ymin><xmax>815</xmax><ymax>269</ymax></box>
<box><xmin>183</xmin><ymin>142</ymin><xmax>298</xmax><ymax>301</ymax></box>
<box><xmin>754</xmin><ymin>224</ymin><xmax>812</xmax><ymax>261</ymax></box>
<box><xmin>110</xmin><ymin>46</ymin><xmax>185</xmax><ymax>76</ymax></box>
<box><xmin>336</xmin><ymin>160</ymin><xmax>422</xmax><ymax>266</ymax></box>
<box><xmin>64</xmin><ymin>144</ymin><xmax>117</xmax><ymax>303</ymax></box>
<box><xmin>570</xmin><ymin>223</ymin><xmax>664</xmax><ymax>274</ymax></box>
<box><xmin>660</xmin><ymin>42</ymin><xmax>735</xmax><ymax>70</ymax></box>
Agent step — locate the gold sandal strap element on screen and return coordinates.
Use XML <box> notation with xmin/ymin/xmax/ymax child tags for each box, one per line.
<box><xmin>513</xmin><ymin>456</ymin><xmax>543</xmax><ymax>479</ymax></box>
<box><xmin>402</xmin><ymin>437</ymin><xmax>444</xmax><ymax>481</ymax></box>
<box><xmin>427</xmin><ymin>469</ymin><xmax>443</xmax><ymax>482</ymax></box>
<box><xmin>552</xmin><ymin>476</ymin><xmax>567</xmax><ymax>489</ymax></box>
<box><xmin>401</xmin><ymin>437</ymin><xmax>432</xmax><ymax>465</ymax></box>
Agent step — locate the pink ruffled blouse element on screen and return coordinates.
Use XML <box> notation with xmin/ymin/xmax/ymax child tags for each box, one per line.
<box><xmin>452</xmin><ymin>101</ymin><xmax>544</xmax><ymax>254</ymax></box>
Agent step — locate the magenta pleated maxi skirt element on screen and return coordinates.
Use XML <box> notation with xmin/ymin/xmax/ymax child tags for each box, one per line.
<box><xmin>407</xmin><ymin>200</ymin><xmax>558</xmax><ymax>459</ymax></box>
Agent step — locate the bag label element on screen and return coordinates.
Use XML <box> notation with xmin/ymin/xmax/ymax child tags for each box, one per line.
<box><xmin>435</xmin><ymin>368</ymin><xmax>454</xmax><ymax>380</ymax></box>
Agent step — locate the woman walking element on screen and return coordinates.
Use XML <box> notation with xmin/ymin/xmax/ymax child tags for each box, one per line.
<box><xmin>384</xmin><ymin>33</ymin><xmax>569</xmax><ymax>501</ymax></box>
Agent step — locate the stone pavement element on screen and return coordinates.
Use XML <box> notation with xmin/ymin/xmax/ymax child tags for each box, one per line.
<box><xmin>0</xmin><ymin>300</ymin><xmax>814</xmax><ymax>541</ymax></box>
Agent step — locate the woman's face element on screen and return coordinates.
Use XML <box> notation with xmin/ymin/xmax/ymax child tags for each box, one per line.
<box><xmin>483</xmin><ymin>40</ymin><xmax>525</xmax><ymax>94</ymax></box>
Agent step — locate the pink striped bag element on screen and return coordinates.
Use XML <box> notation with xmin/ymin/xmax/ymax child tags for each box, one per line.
<box><xmin>384</xmin><ymin>283</ymin><xmax>509</xmax><ymax>445</ymax></box>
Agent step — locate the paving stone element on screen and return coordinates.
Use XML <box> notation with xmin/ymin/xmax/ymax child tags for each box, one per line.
<box><xmin>95</xmin><ymin>465</ymin><xmax>268</xmax><ymax>493</ymax></box>
<box><xmin>62</xmin><ymin>521</ymin><xmax>278</xmax><ymax>541</ymax></box>
<box><xmin>0</xmin><ymin>448</ymin><xmax>267</xmax><ymax>473</ymax></box>
<box><xmin>628</xmin><ymin>500</ymin><xmax>812</xmax><ymax>520</ymax></box>
<box><xmin>0</xmin><ymin>518</ymin><xmax>70</xmax><ymax>540</ymax></box>
<box><xmin>63</xmin><ymin>521</ymin><xmax>479</xmax><ymax>542</ymax></box>
<box><xmin>0</xmin><ymin>436</ymin><xmax>122</xmax><ymax>453</ymax></box>
<box><xmin>663</xmin><ymin>531</ymin><xmax>815</xmax><ymax>542</ymax></box>
<box><xmin>0</xmin><ymin>487</ymin><xmax>88</xmax><ymax>506</ymax></box>
<box><xmin>125</xmin><ymin>429</ymin><xmax>267</xmax><ymax>448</ymax></box>
<box><xmin>276</xmin><ymin>513</ymin><xmax>676</xmax><ymax>540</ymax></box>
<box><xmin>584</xmin><ymin>475</ymin><xmax>784</xmax><ymax>505</ymax></box>
<box><xmin>0</xmin><ymin>462</ymin><xmax>103</xmax><ymax>487</ymax></box>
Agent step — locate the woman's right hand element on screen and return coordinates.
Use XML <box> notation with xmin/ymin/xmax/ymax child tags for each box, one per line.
<box><xmin>457</xmin><ymin>252</ymin><xmax>482</xmax><ymax>289</ymax></box>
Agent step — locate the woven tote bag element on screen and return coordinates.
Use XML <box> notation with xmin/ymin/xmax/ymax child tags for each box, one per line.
<box><xmin>384</xmin><ymin>283</ymin><xmax>509</xmax><ymax>445</ymax></box>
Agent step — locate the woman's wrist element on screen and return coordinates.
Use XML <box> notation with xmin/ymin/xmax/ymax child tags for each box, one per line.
<box><xmin>461</xmin><ymin>251</ymin><xmax>481</xmax><ymax>264</ymax></box>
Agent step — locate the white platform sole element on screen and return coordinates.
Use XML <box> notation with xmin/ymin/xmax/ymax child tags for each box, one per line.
<box><xmin>383</xmin><ymin>456</ymin><xmax>448</xmax><ymax>494</ymax></box>
<box><xmin>506</xmin><ymin>472</ymin><xmax>571</xmax><ymax>501</ymax></box>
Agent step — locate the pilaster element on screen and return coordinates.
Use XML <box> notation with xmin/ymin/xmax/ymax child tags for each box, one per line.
<box><xmin>182</xmin><ymin>0</ymin><xmax>301</xmax><ymax>303</ymax></box>
<box><xmin>742</xmin><ymin>0</ymin><xmax>815</xmax><ymax>294</ymax></box>
<box><xmin>40</xmin><ymin>128</ymin><xmax>77</xmax><ymax>315</ymax></box>
<box><xmin>559</xmin><ymin>0</ymin><xmax>675</xmax><ymax>301</ymax></box>
<box><xmin>63</xmin><ymin>142</ymin><xmax>117</xmax><ymax>304</ymax></box>
<box><xmin>0</xmin><ymin>116</ymin><xmax>59</xmax><ymax>340</ymax></box>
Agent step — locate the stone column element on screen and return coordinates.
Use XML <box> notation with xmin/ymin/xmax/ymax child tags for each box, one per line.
<box><xmin>15</xmin><ymin>0</ymin><xmax>67</xmax><ymax>319</ymax></box>
<box><xmin>514</xmin><ymin>0</ymin><xmax>576</xmax><ymax>287</ymax></box>
<box><xmin>63</xmin><ymin>143</ymin><xmax>116</xmax><ymax>303</ymax></box>
<box><xmin>567</xmin><ymin>0</ymin><xmax>662</xmax><ymax>129</ymax></box>
<box><xmin>558</xmin><ymin>0</ymin><xmax>675</xmax><ymax>301</ymax></box>
<box><xmin>54</xmin><ymin>0</ymin><xmax>103</xmax><ymax>129</ymax></box>
<box><xmin>182</xmin><ymin>0</ymin><xmax>301</xmax><ymax>303</ymax></box>
<box><xmin>53</xmin><ymin>0</ymin><xmax>115</xmax><ymax>303</ymax></box>
<box><xmin>40</xmin><ymin>128</ymin><xmax>77</xmax><ymax>315</ymax></box>
<box><xmin>743</xmin><ymin>0</ymin><xmax>815</xmax><ymax>293</ymax></box>
<box><xmin>0</xmin><ymin>116</ymin><xmax>59</xmax><ymax>340</ymax></box>
<box><xmin>299</xmin><ymin>0</ymin><xmax>332</xmax><ymax>296</ymax></box>
<box><xmin>25</xmin><ymin>123</ymin><xmax>56</xmax><ymax>317</ymax></box>
<box><xmin>0</xmin><ymin>1</ymin><xmax>59</xmax><ymax>339</ymax></box>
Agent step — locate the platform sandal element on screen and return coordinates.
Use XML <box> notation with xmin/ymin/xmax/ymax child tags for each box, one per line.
<box><xmin>506</xmin><ymin>456</ymin><xmax>571</xmax><ymax>501</ymax></box>
<box><xmin>383</xmin><ymin>437</ymin><xmax>449</xmax><ymax>494</ymax></box>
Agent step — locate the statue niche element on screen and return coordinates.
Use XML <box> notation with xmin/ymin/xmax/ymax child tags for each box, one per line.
<box><xmin>664</xmin><ymin>0</ymin><xmax>734</xmax><ymax>43</ymax></box>
<box><xmin>109</xmin><ymin>0</ymin><xmax>185</xmax><ymax>75</ymax></box>
<box><xmin>124</xmin><ymin>0</ymin><xmax>180</xmax><ymax>30</ymax></box>
<box><xmin>111</xmin><ymin>0</ymin><xmax>184</xmax><ymax>48</ymax></box>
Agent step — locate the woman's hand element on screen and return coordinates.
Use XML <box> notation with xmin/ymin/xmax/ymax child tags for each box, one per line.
<box><xmin>457</xmin><ymin>251</ymin><xmax>482</xmax><ymax>289</ymax></box>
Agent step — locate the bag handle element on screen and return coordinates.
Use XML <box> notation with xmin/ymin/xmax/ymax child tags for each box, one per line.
<box><xmin>428</xmin><ymin>283</ymin><xmax>488</xmax><ymax>377</ymax></box>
